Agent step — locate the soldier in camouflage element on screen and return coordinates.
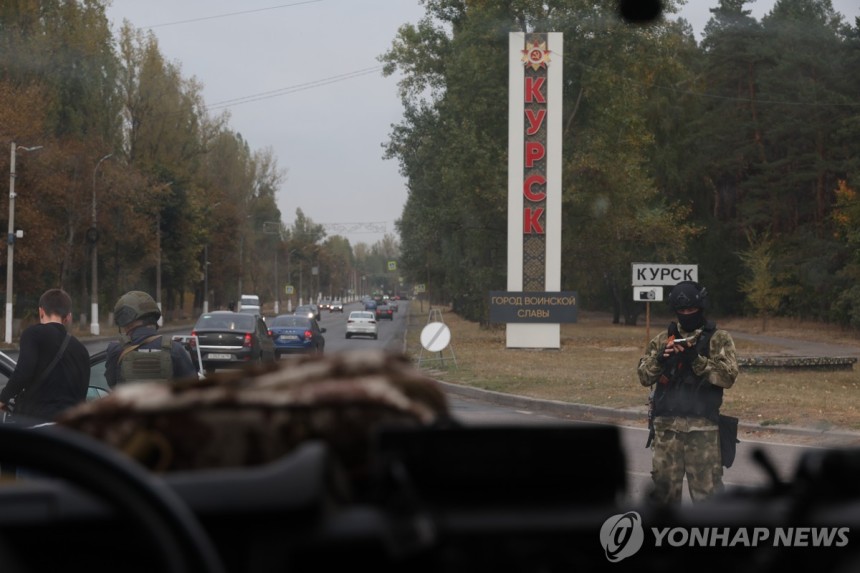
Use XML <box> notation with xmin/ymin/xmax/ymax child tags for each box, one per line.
<box><xmin>105</xmin><ymin>291</ymin><xmax>197</xmax><ymax>387</ymax></box>
<box><xmin>637</xmin><ymin>280</ymin><xmax>738</xmax><ymax>504</ymax></box>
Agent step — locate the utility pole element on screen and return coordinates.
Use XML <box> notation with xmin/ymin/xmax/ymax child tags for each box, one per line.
<box><xmin>238</xmin><ymin>234</ymin><xmax>243</xmax><ymax>300</ymax></box>
<box><xmin>202</xmin><ymin>202</ymin><xmax>221</xmax><ymax>315</ymax></box>
<box><xmin>203</xmin><ymin>244</ymin><xmax>210</xmax><ymax>314</ymax></box>
<box><xmin>263</xmin><ymin>221</ymin><xmax>283</xmax><ymax>315</ymax></box>
<box><xmin>151</xmin><ymin>182</ymin><xmax>171</xmax><ymax>326</ymax></box>
<box><xmin>156</xmin><ymin>211</ymin><xmax>162</xmax><ymax>326</ymax></box>
<box><xmin>274</xmin><ymin>251</ymin><xmax>278</xmax><ymax>315</ymax></box>
<box><xmin>5</xmin><ymin>142</ymin><xmax>42</xmax><ymax>344</ymax></box>
<box><xmin>5</xmin><ymin>143</ymin><xmax>18</xmax><ymax>345</ymax></box>
<box><xmin>286</xmin><ymin>248</ymin><xmax>297</xmax><ymax>312</ymax></box>
<box><xmin>90</xmin><ymin>153</ymin><xmax>113</xmax><ymax>336</ymax></box>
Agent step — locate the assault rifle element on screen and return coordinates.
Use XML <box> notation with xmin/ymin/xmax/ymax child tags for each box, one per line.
<box><xmin>646</xmin><ymin>322</ymin><xmax>696</xmax><ymax>448</ymax></box>
<box><xmin>645</xmin><ymin>388</ymin><xmax>655</xmax><ymax>448</ymax></box>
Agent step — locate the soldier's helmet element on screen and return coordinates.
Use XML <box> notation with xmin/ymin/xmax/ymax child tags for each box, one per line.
<box><xmin>114</xmin><ymin>291</ymin><xmax>162</xmax><ymax>327</ymax></box>
<box><xmin>667</xmin><ymin>281</ymin><xmax>708</xmax><ymax>312</ymax></box>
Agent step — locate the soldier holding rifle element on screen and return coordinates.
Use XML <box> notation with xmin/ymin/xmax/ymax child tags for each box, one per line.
<box><xmin>637</xmin><ymin>280</ymin><xmax>739</xmax><ymax>504</ymax></box>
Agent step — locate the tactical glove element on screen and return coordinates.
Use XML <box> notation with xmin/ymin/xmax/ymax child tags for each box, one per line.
<box><xmin>679</xmin><ymin>346</ymin><xmax>698</xmax><ymax>367</ymax></box>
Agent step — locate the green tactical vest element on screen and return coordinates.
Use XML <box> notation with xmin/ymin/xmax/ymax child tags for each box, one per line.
<box><xmin>118</xmin><ymin>334</ymin><xmax>174</xmax><ymax>384</ymax></box>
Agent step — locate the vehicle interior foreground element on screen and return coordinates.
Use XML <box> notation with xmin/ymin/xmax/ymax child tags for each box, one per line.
<box><xmin>0</xmin><ymin>349</ymin><xmax>859</xmax><ymax>573</ymax></box>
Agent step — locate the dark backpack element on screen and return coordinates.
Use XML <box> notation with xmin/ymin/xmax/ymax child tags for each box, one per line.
<box><xmin>118</xmin><ymin>335</ymin><xmax>174</xmax><ymax>384</ymax></box>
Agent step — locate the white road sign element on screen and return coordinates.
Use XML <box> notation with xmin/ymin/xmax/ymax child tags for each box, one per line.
<box><xmin>631</xmin><ymin>263</ymin><xmax>698</xmax><ymax>286</ymax></box>
<box><xmin>420</xmin><ymin>322</ymin><xmax>451</xmax><ymax>352</ymax></box>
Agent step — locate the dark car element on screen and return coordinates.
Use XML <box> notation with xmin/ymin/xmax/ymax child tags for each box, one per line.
<box><xmin>375</xmin><ymin>303</ymin><xmax>394</xmax><ymax>320</ymax></box>
<box><xmin>189</xmin><ymin>311</ymin><xmax>276</xmax><ymax>373</ymax></box>
<box><xmin>294</xmin><ymin>304</ymin><xmax>321</xmax><ymax>321</ymax></box>
<box><xmin>267</xmin><ymin>314</ymin><xmax>326</xmax><ymax>356</ymax></box>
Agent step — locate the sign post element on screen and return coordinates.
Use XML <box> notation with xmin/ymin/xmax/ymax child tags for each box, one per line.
<box><xmin>418</xmin><ymin>309</ymin><xmax>457</xmax><ymax>368</ymax></box>
<box><xmin>633</xmin><ymin>286</ymin><xmax>664</xmax><ymax>349</ymax></box>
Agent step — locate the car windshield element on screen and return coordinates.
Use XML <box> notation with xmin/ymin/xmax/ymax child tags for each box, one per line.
<box><xmin>3</xmin><ymin>1</ymin><xmax>860</xmax><ymax>571</ymax></box>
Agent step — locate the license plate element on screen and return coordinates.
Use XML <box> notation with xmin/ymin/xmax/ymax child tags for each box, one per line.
<box><xmin>207</xmin><ymin>353</ymin><xmax>232</xmax><ymax>360</ymax></box>
<box><xmin>279</xmin><ymin>335</ymin><xmax>299</xmax><ymax>341</ymax></box>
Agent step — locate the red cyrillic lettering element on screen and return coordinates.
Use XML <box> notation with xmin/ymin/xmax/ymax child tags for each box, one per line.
<box><xmin>524</xmin><ymin>208</ymin><xmax>545</xmax><ymax>234</ymax></box>
<box><xmin>525</xmin><ymin>142</ymin><xmax>545</xmax><ymax>168</ymax></box>
<box><xmin>524</xmin><ymin>77</ymin><xmax>546</xmax><ymax>103</ymax></box>
<box><xmin>525</xmin><ymin>109</ymin><xmax>546</xmax><ymax>135</ymax></box>
<box><xmin>523</xmin><ymin>174</ymin><xmax>546</xmax><ymax>201</ymax></box>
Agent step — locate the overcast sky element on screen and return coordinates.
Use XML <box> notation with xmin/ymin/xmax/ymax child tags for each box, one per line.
<box><xmin>104</xmin><ymin>0</ymin><xmax>858</xmax><ymax>246</ymax></box>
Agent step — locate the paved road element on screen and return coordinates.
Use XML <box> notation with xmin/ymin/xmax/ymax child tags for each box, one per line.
<box><xmin>445</xmin><ymin>391</ymin><xmax>824</xmax><ymax>504</ymax></box>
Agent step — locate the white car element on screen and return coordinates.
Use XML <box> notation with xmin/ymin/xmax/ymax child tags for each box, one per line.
<box><xmin>345</xmin><ymin>311</ymin><xmax>378</xmax><ymax>340</ymax></box>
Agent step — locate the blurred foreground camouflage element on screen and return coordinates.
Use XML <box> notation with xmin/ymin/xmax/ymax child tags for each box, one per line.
<box><xmin>57</xmin><ymin>350</ymin><xmax>451</xmax><ymax>486</ymax></box>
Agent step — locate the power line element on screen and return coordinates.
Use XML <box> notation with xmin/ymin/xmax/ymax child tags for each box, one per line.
<box><xmin>139</xmin><ymin>0</ymin><xmax>324</xmax><ymax>29</ymax></box>
<box><xmin>206</xmin><ymin>66</ymin><xmax>384</xmax><ymax>110</ymax></box>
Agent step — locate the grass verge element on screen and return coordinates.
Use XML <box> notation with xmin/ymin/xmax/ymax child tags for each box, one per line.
<box><xmin>404</xmin><ymin>303</ymin><xmax>860</xmax><ymax>433</ymax></box>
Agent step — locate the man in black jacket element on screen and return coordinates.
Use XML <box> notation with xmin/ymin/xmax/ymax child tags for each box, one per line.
<box><xmin>0</xmin><ymin>289</ymin><xmax>90</xmax><ymax>422</ymax></box>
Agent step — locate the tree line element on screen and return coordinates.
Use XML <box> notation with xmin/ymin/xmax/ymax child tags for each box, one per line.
<box><xmin>381</xmin><ymin>0</ymin><xmax>860</xmax><ymax>328</ymax></box>
<box><xmin>0</xmin><ymin>1</ymin><xmax>398</xmax><ymax>333</ymax></box>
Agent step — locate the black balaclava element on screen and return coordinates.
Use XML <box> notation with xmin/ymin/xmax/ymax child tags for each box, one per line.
<box><xmin>677</xmin><ymin>308</ymin><xmax>705</xmax><ymax>332</ymax></box>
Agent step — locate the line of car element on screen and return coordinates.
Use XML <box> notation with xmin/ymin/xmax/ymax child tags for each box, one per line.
<box><xmin>190</xmin><ymin>299</ymin><xmax>396</xmax><ymax>373</ymax></box>
<box><xmin>318</xmin><ymin>299</ymin><xmax>344</xmax><ymax>313</ymax></box>
<box><xmin>0</xmin><ymin>299</ymin><xmax>400</xmax><ymax>404</ymax></box>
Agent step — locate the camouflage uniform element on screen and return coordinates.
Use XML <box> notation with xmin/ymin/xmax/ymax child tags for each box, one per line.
<box><xmin>638</xmin><ymin>325</ymin><xmax>738</xmax><ymax>504</ymax></box>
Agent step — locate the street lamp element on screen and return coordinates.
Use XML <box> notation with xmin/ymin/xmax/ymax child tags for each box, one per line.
<box><xmin>90</xmin><ymin>153</ymin><xmax>113</xmax><ymax>336</ymax></box>
<box><xmin>5</xmin><ymin>142</ymin><xmax>42</xmax><ymax>344</ymax></box>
